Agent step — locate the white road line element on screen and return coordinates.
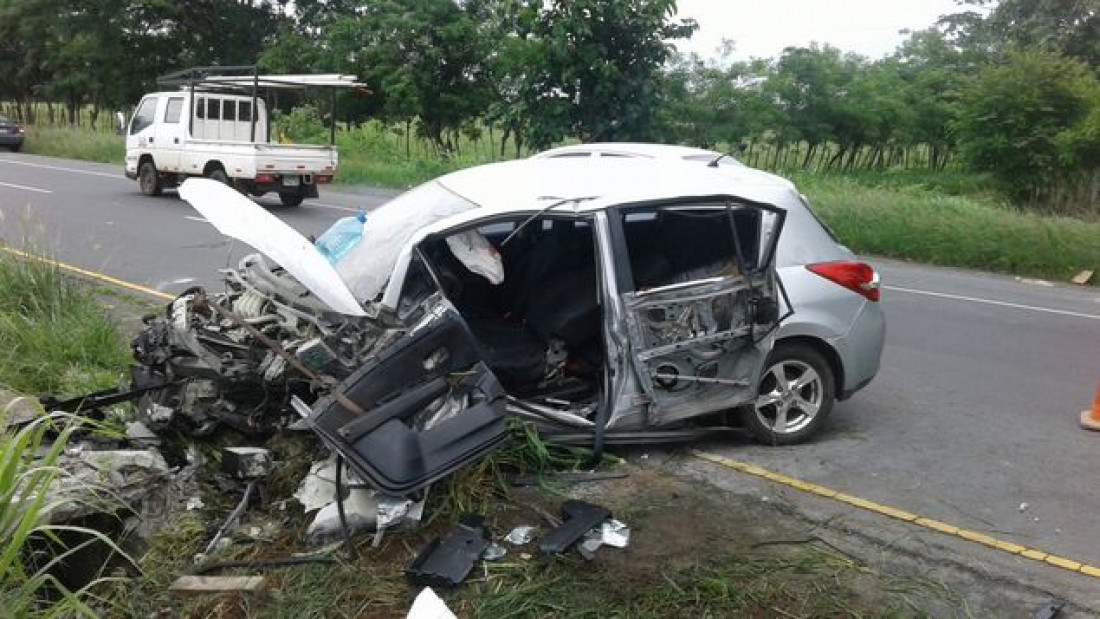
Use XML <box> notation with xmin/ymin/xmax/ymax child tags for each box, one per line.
<box><xmin>0</xmin><ymin>158</ymin><xmax>123</xmax><ymax>180</ymax></box>
<box><xmin>310</xmin><ymin>201</ymin><xmax>359</xmax><ymax>213</ymax></box>
<box><xmin>885</xmin><ymin>285</ymin><xmax>1100</xmax><ymax>321</ymax></box>
<box><xmin>184</xmin><ymin>216</ymin><xmax>209</xmax><ymax>224</ymax></box>
<box><xmin>0</xmin><ymin>180</ymin><xmax>52</xmax><ymax>194</ymax></box>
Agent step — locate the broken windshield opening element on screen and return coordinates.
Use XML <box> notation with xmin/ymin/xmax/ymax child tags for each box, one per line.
<box><xmin>332</xmin><ymin>181</ymin><xmax>479</xmax><ymax>303</ymax></box>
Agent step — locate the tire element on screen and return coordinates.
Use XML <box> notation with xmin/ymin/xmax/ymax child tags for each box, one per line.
<box><xmin>279</xmin><ymin>192</ymin><xmax>304</xmax><ymax>207</ymax></box>
<box><xmin>138</xmin><ymin>160</ymin><xmax>162</xmax><ymax>196</ymax></box>
<box><xmin>206</xmin><ymin>167</ymin><xmax>229</xmax><ymax>185</ymax></box>
<box><xmin>9</xmin><ymin>143</ymin><xmax>21</xmax><ymax>153</ymax></box>
<box><xmin>741</xmin><ymin>342</ymin><xmax>835</xmax><ymax>445</ymax></box>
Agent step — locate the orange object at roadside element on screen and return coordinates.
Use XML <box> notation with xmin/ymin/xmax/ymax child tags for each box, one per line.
<box><xmin>1082</xmin><ymin>383</ymin><xmax>1100</xmax><ymax>432</ymax></box>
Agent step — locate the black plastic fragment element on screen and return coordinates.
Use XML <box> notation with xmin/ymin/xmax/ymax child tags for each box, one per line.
<box><xmin>539</xmin><ymin>500</ymin><xmax>611</xmax><ymax>555</ymax></box>
<box><xmin>405</xmin><ymin>514</ymin><xmax>490</xmax><ymax>588</ymax></box>
<box><xmin>1032</xmin><ymin>599</ymin><xmax>1065</xmax><ymax>619</ymax></box>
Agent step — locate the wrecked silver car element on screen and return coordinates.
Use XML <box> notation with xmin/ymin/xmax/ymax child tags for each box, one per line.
<box><xmin>129</xmin><ymin>158</ymin><xmax>789</xmax><ymax>495</ymax></box>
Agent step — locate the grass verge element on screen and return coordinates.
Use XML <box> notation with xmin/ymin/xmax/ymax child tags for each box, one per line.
<box><xmin>799</xmin><ymin>174</ymin><xmax>1100</xmax><ymax>282</ymax></box>
<box><xmin>0</xmin><ymin>249</ymin><xmax>133</xmax><ymax>616</ymax></box>
<box><xmin>0</xmin><ymin>250</ymin><xmax>130</xmax><ymax>397</ymax></box>
<box><xmin>21</xmin><ymin>126</ymin><xmax>124</xmax><ymax>165</ymax></box>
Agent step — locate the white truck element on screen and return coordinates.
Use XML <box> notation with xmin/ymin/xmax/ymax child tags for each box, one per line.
<box><xmin>124</xmin><ymin>68</ymin><xmax>364</xmax><ymax>207</ymax></box>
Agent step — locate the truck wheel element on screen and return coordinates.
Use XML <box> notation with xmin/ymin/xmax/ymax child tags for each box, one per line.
<box><xmin>139</xmin><ymin>161</ymin><xmax>162</xmax><ymax>196</ymax></box>
<box><xmin>279</xmin><ymin>192</ymin><xmax>304</xmax><ymax>207</ymax></box>
<box><xmin>206</xmin><ymin>167</ymin><xmax>229</xmax><ymax>185</ymax></box>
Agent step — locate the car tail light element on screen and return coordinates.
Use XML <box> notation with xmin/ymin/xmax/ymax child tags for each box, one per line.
<box><xmin>315</xmin><ymin>175</ymin><xmax>333</xmax><ymax>184</ymax></box>
<box><xmin>254</xmin><ymin>173</ymin><xmax>276</xmax><ymax>184</ymax></box>
<box><xmin>806</xmin><ymin>261</ymin><xmax>880</xmax><ymax>301</ymax></box>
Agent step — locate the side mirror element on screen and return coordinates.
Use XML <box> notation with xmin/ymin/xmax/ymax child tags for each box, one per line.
<box><xmin>115</xmin><ymin>111</ymin><xmax>126</xmax><ymax>135</ymax></box>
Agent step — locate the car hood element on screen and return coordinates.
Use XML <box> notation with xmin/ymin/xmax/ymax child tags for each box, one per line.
<box><xmin>178</xmin><ymin>179</ymin><xmax>365</xmax><ymax>316</ymax></box>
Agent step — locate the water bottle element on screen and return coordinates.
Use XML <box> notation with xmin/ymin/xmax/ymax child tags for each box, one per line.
<box><xmin>315</xmin><ymin>209</ymin><xmax>367</xmax><ymax>265</ymax></box>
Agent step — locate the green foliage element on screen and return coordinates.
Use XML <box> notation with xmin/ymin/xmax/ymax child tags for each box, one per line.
<box><xmin>801</xmin><ymin>174</ymin><xmax>1100</xmax><ymax>280</ymax></box>
<box><xmin>22</xmin><ymin>125</ymin><xmax>124</xmax><ymax>164</ymax></box>
<box><xmin>954</xmin><ymin>49</ymin><xmax>1100</xmax><ymax>214</ymax></box>
<box><xmin>0</xmin><ymin>413</ymin><xmax>129</xmax><ymax>617</ymax></box>
<box><xmin>271</xmin><ymin>104</ymin><xmax>328</xmax><ymax>144</ymax></box>
<box><xmin>0</xmin><ymin>251</ymin><xmax>130</xmax><ymax>396</ymax></box>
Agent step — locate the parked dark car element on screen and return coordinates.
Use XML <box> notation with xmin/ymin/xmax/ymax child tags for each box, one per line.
<box><xmin>0</xmin><ymin>115</ymin><xmax>25</xmax><ymax>152</ymax></box>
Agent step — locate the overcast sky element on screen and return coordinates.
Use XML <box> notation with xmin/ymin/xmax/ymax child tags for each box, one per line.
<box><xmin>675</xmin><ymin>0</ymin><xmax>965</xmax><ymax>61</ymax></box>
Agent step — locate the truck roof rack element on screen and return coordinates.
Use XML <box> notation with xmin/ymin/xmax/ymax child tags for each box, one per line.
<box><xmin>157</xmin><ymin>66</ymin><xmax>367</xmax><ymax>91</ymax></box>
<box><xmin>157</xmin><ymin>65</ymin><xmax>368</xmax><ymax>144</ymax></box>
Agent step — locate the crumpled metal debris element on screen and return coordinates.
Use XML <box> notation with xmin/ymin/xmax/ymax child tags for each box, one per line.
<box><xmin>298</xmin><ymin>456</ymin><xmax>426</xmax><ymax>545</ymax></box>
<box><xmin>504</xmin><ymin>525</ymin><xmax>537</xmax><ymax>545</ymax></box>
<box><xmin>577</xmin><ymin>518</ymin><xmax>630</xmax><ymax>559</ymax></box>
<box><xmin>481</xmin><ymin>542</ymin><xmax>507</xmax><ymax>561</ymax></box>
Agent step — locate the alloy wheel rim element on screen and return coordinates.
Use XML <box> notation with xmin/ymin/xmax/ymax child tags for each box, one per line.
<box><xmin>754</xmin><ymin>359</ymin><xmax>822</xmax><ymax>434</ymax></box>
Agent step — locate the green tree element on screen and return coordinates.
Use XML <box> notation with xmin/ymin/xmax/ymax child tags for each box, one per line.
<box><xmin>955</xmin><ymin>49</ymin><xmax>1100</xmax><ymax>213</ymax></box>
<box><xmin>518</xmin><ymin>0</ymin><xmax>696</xmax><ymax>148</ymax></box>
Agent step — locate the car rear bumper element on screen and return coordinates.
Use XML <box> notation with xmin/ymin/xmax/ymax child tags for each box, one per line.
<box><xmin>832</xmin><ymin>300</ymin><xmax>886</xmax><ymax>399</ymax></box>
<box><xmin>0</xmin><ymin>135</ymin><xmax>24</xmax><ymax>147</ymax></box>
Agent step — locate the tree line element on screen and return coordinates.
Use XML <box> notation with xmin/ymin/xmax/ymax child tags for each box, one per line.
<box><xmin>0</xmin><ymin>0</ymin><xmax>1097</xmax><ymax>215</ymax></box>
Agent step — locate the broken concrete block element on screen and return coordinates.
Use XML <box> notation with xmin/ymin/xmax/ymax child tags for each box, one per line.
<box><xmin>126</xmin><ymin>421</ymin><xmax>161</xmax><ymax>447</ymax></box>
<box><xmin>81</xmin><ymin>449</ymin><xmax>169</xmax><ymax>473</ymax></box>
<box><xmin>1</xmin><ymin>387</ymin><xmax>45</xmax><ymax>426</ymax></box>
<box><xmin>1071</xmin><ymin>270</ymin><xmax>1094</xmax><ymax>285</ymax></box>
<box><xmin>221</xmin><ymin>447</ymin><xmax>273</xmax><ymax>479</ymax></box>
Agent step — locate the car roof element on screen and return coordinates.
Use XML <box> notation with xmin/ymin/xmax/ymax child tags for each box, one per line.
<box><xmin>434</xmin><ymin>158</ymin><xmax>798</xmax><ymax>216</ymax></box>
<box><xmin>534</xmin><ymin>142</ymin><xmax>725</xmax><ymax>160</ymax></box>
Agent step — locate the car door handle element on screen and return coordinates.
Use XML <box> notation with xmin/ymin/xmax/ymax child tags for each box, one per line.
<box><xmin>173</xmin><ymin>138</ymin><xmax>179</xmax><ymax>144</ymax></box>
<box><xmin>148</xmin><ymin>137</ymin><xmax>154</xmax><ymax>143</ymax></box>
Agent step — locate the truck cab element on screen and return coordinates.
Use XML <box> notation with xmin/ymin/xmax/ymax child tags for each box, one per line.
<box><xmin>125</xmin><ymin>69</ymin><xmax>363</xmax><ymax>207</ymax></box>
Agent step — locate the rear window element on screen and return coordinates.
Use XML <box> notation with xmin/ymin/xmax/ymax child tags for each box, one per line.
<box><xmin>224</xmin><ymin>100</ymin><xmax>237</xmax><ymax>121</ymax></box>
<box><xmin>195</xmin><ymin>97</ymin><xmax>205</xmax><ymax>119</ymax></box>
<box><xmin>206</xmin><ymin>99</ymin><xmax>221</xmax><ymax>120</ymax></box>
<box><xmin>620</xmin><ymin>205</ymin><xmax>761</xmax><ymax>290</ymax></box>
<box><xmin>240</xmin><ymin>101</ymin><xmax>252</xmax><ymax>122</ymax></box>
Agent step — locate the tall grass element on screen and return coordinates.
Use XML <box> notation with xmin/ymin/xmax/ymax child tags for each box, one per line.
<box><xmin>0</xmin><ymin>251</ymin><xmax>130</xmax><ymax>398</ymax></box>
<box><xmin>0</xmin><ymin>414</ymin><xmax>129</xmax><ymax>617</ymax></box>
<box><xmin>20</xmin><ymin>126</ymin><xmax>124</xmax><ymax>165</ymax></box>
<box><xmin>803</xmin><ymin>175</ymin><xmax>1100</xmax><ymax>281</ymax></box>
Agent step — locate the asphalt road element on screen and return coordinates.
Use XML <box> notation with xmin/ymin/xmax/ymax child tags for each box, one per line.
<box><xmin>3</xmin><ymin>153</ymin><xmax>1099</xmax><ymax>588</ymax></box>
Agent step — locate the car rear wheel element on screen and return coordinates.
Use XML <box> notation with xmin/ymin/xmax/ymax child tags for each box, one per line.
<box><xmin>742</xmin><ymin>342</ymin><xmax>834</xmax><ymax>445</ymax></box>
<box><xmin>279</xmin><ymin>192</ymin><xmax>304</xmax><ymax>207</ymax></box>
<box><xmin>9</xmin><ymin>143</ymin><xmax>21</xmax><ymax>153</ymax></box>
<box><xmin>139</xmin><ymin>161</ymin><xmax>162</xmax><ymax>196</ymax></box>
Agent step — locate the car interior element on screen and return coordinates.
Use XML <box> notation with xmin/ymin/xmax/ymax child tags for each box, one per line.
<box><xmin>418</xmin><ymin>216</ymin><xmax>604</xmax><ymax>405</ymax></box>
<box><xmin>411</xmin><ymin>205</ymin><xmax>764</xmax><ymax>410</ymax></box>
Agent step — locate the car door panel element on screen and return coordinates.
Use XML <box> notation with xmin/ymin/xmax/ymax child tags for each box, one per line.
<box><xmin>612</xmin><ymin>198</ymin><xmax>786</xmax><ymax>427</ymax></box>
<box><xmin>309</xmin><ymin>302</ymin><xmax>510</xmax><ymax>496</ymax></box>
<box><xmin>622</xmin><ymin>275</ymin><xmax>774</xmax><ymax>425</ymax></box>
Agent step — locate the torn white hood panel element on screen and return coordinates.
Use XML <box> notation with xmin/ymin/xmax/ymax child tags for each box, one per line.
<box><xmin>178</xmin><ymin>179</ymin><xmax>366</xmax><ymax>316</ymax></box>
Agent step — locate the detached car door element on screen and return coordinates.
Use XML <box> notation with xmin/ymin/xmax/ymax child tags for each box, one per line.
<box><xmin>309</xmin><ymin>251</ymin><xmax>510</xmax><ymax>496</ymax></box>
<box><xmin>611</xmin><ymin>198</ymin><xmax>786</xmax><ymax>427</ymax></box>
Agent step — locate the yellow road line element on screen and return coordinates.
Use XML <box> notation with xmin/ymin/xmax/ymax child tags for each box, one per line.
<box><xmin>692</xmin><ymin>450</ymin><xmax>1100</xmax><ymax>581</ymax></box>
<box><xmin>0</xmin><ymin>246</ymin><xmax>174</xmax><ymax>300</ymax></box>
